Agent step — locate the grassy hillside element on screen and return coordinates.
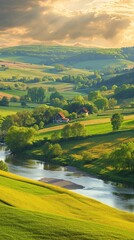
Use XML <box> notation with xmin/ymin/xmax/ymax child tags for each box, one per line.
<box><xmin>0</xmin><ymin>60</ymin><xmax>90</xmax><ymax>80</ymax></box>
<box><xmin>0</xmin><ymin>45</ymin><xmax>134</xmax><ymax>70</ymax></box>
<box><xmin>0</xmin><ymin>170</ymin><xmax>134</xmax><ymax>240</ymax></box>
<box><xmin>73</xmin><ymin>58</ymin><xmax>134</xmax><ymax>71</ymax></box>
<box><xmin>100</xmin><ymin>69</ymin><xmax>134</xmax><ymax>87</ymax></box>
<box><xmin>30</xmin><ymin>114</ymin><xmax>134</xmax><ymax>184</ymax></box>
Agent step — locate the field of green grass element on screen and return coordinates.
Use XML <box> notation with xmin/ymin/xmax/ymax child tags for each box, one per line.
<box><xmin>0</xmin><ymin>102</ymin><xmax>42</xmax><ymax>117</ymax></box>
<box><xmin>73</xmin><ymin>58</ymin><xmax>134</xmax><ymax>70</ymax></box>
<box><xmin>31</xmin><ymin>115</ymin><xmax>134</xmax><ymax>184</ymax></box>
<box><xmin>36</xmin><ymin>122</ymin><xmax>134</xmax><ymax>160</ymax></box>
<box><xmin>37</xmin><ymin>114</ymin><xmax>134</xmax><ymax>140</ymax></box>
<box><xmin>36</xmin><ymin>127</ymin><xmax>134</xmax><ymax>158</ymax></box>
<box><xmin>0</xmin><ymin>89</ymin><xmax>27</xmax><ymax>97</ymax></box>
<box><xmin>0</xmin><ymin>60</ymin><xmax>90</xmax><ymax>80</ymax></box>
<box><xmin>0</xmin><ymin>170</ymin><xmax>134</xmax><ymax>240</ymax></box>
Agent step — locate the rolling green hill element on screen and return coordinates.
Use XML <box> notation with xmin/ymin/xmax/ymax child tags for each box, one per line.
<box><xmin>99</xmin><ymin>69</ymin><xmax>134</xmax><ymax>87</ymax></box>
<box><xmin>0</xmin><ymin>170</ymin><xmax>134</xmax><ymax>240</ymax></box>
<box><xmin>0</xmin><ymin>45</ymin><xmax>134</xmax><ymax>71</ymax></box>
<box><xmin>0</xmin><ymin>60</ymin><xmax>90</xmax><ymax>80</ymax></box>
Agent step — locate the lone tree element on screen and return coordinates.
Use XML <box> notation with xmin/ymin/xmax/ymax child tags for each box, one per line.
<box><xmin>111</xmin><ymin>113</ymin><xmax>123</xmax><ymax>131</ymax></box>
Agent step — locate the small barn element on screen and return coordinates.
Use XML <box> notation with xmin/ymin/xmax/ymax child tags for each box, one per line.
<box><xmin>54</xmin><ymin>112</ymin><xmax>69</xmax><ymax>123</ymax></box>
<box><xmin>77</xmin><ymin>107</ymin><xmax>89</xmax><ymax>117</ymax></box>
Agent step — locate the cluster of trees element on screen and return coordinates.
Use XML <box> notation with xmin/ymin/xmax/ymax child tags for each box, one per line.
<box><xmin>3</xmin><ymin>119</ymin><xmax>86</xmax><ymax>156</ymax></box>
<box><xmin>43</xmin><ymin>142</ymin><xmax>63</xmax><ymax>160</ymax></box>
<box><xmin>61</xmin><ymin>122</ymin><xmax>86</xmax><ymax>139</ymax></box>
<box><xmin>54</xmin><ymin>64</ymin><xmax>67</xmax><ymax>72</ymax></box>
<box><xmin>0</xmin><ymin>95</ymin><xmax>23</xmax><ymax>107</ymax></box>
<box><xmin>114</xmin><ymin>84</ymin><xmax>134</xmax><ymax>99</ymax></box>
<box><xmin>20</xmin><ymin>87</ymin><xmax>46</xmax><ymax>105</ymax></box>
<box><xmin>59</xmin><ymin>74</ymin><xmax>101</xmax><ymax>90</ymax></box>
<box><xmin>0</xmin><ymin>92</ymin><xmax>120</xmax><ymax>137</ymax></box>
<box><xmin>0</xmin><ymin>96</ymin><xmax>9</xmax><ymax>106</ymax></box>
<box><xmin>106</xmin><ymin>142</ymin><xmax>134</xmax><ymax>171</ymax></box>
<box><xmin>88</xmin><ymin>91</ymin><xmax>117</xmax><ymax>110</ymax></box>
<box><xmin>1</xmin><ymin>75</ymin><xmax>55</xmax><ymax>84</ymax></box>
<box><xmin>57</xmin><ymin>68</ymin><xmax>133</xmax><ymax>91</ymax></box>
<box><xmin>1</xmin><ymin>106</ymin><xmax>68</xmax><ymax>134</ymax></box>
<box><xmin>49</xmin><ymin>89</ymin><xmax>118</xmax><ymax>113</ymax></box>
<box><xmin>49</xmin><ymin>92</ymin><xmax>99</xmax><ymax>114</ymax></box>
<box><xmin>0</xmin><ymin>81</ymin><xmax>25</xmax><ymax>91</ymax></box>
<box><xmin>102</xmin><ymin>68</ymin><xmax>134</xmax><ymax>89</ymax></box>
<box><xmin>26</xmin><ymin>87</ymin><xmax>46</xmax><ymax>103</ymax></box>
<box><xmin>0</xmin><ymin>87</ymin><xmax>46</xmax><ymax>107</ymax></box>
<box><xmin>5</xmin><ymin>126</ymin><xmax>36</xmax><ymax>154</ymax></box>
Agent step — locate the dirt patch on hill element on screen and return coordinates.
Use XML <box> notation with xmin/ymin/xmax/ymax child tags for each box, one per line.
<box><xmin>0</xmin><ymin>60</ymin><xmax>41</xmax><ymax>69</ymax></box>
<box><xmin>0</xmin><ymin>92</ymin><xmax>14</xmax><ymax>100</ymax></box>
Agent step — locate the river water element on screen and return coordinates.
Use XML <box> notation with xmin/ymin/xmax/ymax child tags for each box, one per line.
<box><xmin>0</xmin><ymin>146</ymin><xmax>134</xmax><ymax>213</ymax></box>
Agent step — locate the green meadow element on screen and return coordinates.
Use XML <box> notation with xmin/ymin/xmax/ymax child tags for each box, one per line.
<box><xmin>0</xmin><ymin>103</ymin><xmax>39</xmax><ymax>116</ymax></box>
<box><xmin>0</xmin><ymin>171</ymin><xmax>134</xmax><ymax>240</ymax></box>
<box><xmin>31</xmin><ymin>115</ymin><xmax>134</xmax><ymax>184</ymax></box>
<box><xmin>73</xmin><ymin>58</ymin><xmax>134</xmax><ymax>70</ymax></box>
<box><xmin>37</xmin><ymin>115</ymin><xmax>134</xmax><ymax>140</ymax></box>
<box><xmin>0</xmin><ymin>60</ymin><xmax>90</xmax><ymax>79</ymax></box>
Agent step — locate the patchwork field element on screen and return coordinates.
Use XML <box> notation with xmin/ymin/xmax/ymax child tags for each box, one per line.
<box><xmin>0</xmin><ymin>60</ymin><xmax>90</xmax><ymax>79</ymax></box>
<box><xmin>0</xmin><ymin>171</ymin><xmax>134</xmax><ymax>240</ymax></box>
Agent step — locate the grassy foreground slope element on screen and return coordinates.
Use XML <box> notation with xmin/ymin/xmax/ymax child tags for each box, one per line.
<box><xmin>0</xmin><ymin>171</ymin><xmax>134</xmax><ymax>240</ymax></box>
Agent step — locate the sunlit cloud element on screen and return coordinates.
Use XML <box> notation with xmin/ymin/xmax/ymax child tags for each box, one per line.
<box><xmin>0</xmin><ymin>0</ymin><xmax>134</xmax><ymax>48</ymax></box>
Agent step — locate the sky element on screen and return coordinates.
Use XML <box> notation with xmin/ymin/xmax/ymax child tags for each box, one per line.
<box><xmin>0</xmin><ymin>0</ymin><xmax>134</xmax><ymax>48</ymax></box>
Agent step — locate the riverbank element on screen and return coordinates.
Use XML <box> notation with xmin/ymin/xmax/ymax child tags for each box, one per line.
<box><xmin>1</xmin><ymin>146</ymin><xmax>134</xmax><ymax>212</ymax></box>
<box><xmin>26</xmin><ymin>150</ymin><xmax>134</xmax><ymax>186</ymax></box>
<box><xmin>3</xmin><ymin>128</ymin><xmax>134</xmax><ymax>186</ymax></box>
<box><xmin>26</xmin><ymin>129</ymin><xmax>134</xmax><ymax>185</ymax></box>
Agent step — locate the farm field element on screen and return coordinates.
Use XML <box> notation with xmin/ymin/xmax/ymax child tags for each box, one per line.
<box><xmin>0</xmin><ymin>103</ymin><xmax>41</xmax><ymax>116</ymax></box>
<box><xmin>60</xmin><ymin>128</ymin><xmax>134</xmax><ymax>158</ymax></box>
<box><xmin>0</xmin><ymin>170</ymin><xmax>134</xmax><ymax>240</ymax></box>
<box><xmin>36</xmin><ymin>127</ymin><xmax>134</xmax><ymax>159</ymax></box>
<box><xmin>37</xmin><ymin>114</ymin><xmax>134</xmax><ymax>139</ymax></box>
<box><xmin>0</xmin><ymin>59</ymin><xmax>90</xmax><ymax>79</ymax></box>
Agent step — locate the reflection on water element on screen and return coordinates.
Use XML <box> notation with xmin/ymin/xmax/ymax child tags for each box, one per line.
<box><xmin>0</xmin><ymin>146</ymin><xmax>134</xmax><ymax>213</ymax></box>
<box><xmin>113</xmin><ymin>192</ymin><xmax>134</xmax><ymax>200</ymax></box>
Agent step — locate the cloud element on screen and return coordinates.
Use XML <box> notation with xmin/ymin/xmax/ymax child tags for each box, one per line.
<box><xmin>25</xmin><ymin>10</ymin><xmax>130</xmax><ymax>46</ymax></box>
<box><xmin>0</xmin><ymin>0</ymin><xmax>133</xmax><ymax>48</ymax></box>
<box><xmin>0</xmin><ymin>0</ymin><xmax>48</xmax><ymax>30</ymax></box>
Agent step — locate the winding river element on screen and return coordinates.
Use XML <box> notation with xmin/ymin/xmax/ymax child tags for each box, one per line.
<box><xmin>0</xmin><ymin>145</ymin><xmax>134</xmax><ymax>213</ymax></box>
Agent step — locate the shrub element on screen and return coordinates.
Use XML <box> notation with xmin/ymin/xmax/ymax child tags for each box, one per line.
<box><xmin>0</xmin><ymin>161</ymin><xmax>8</xmax><ymax>171</ymax></box>
<box><xmin>111</xmin><ymin>113</ymin><xmax>123</xmax><ymax>131</ymax></box>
